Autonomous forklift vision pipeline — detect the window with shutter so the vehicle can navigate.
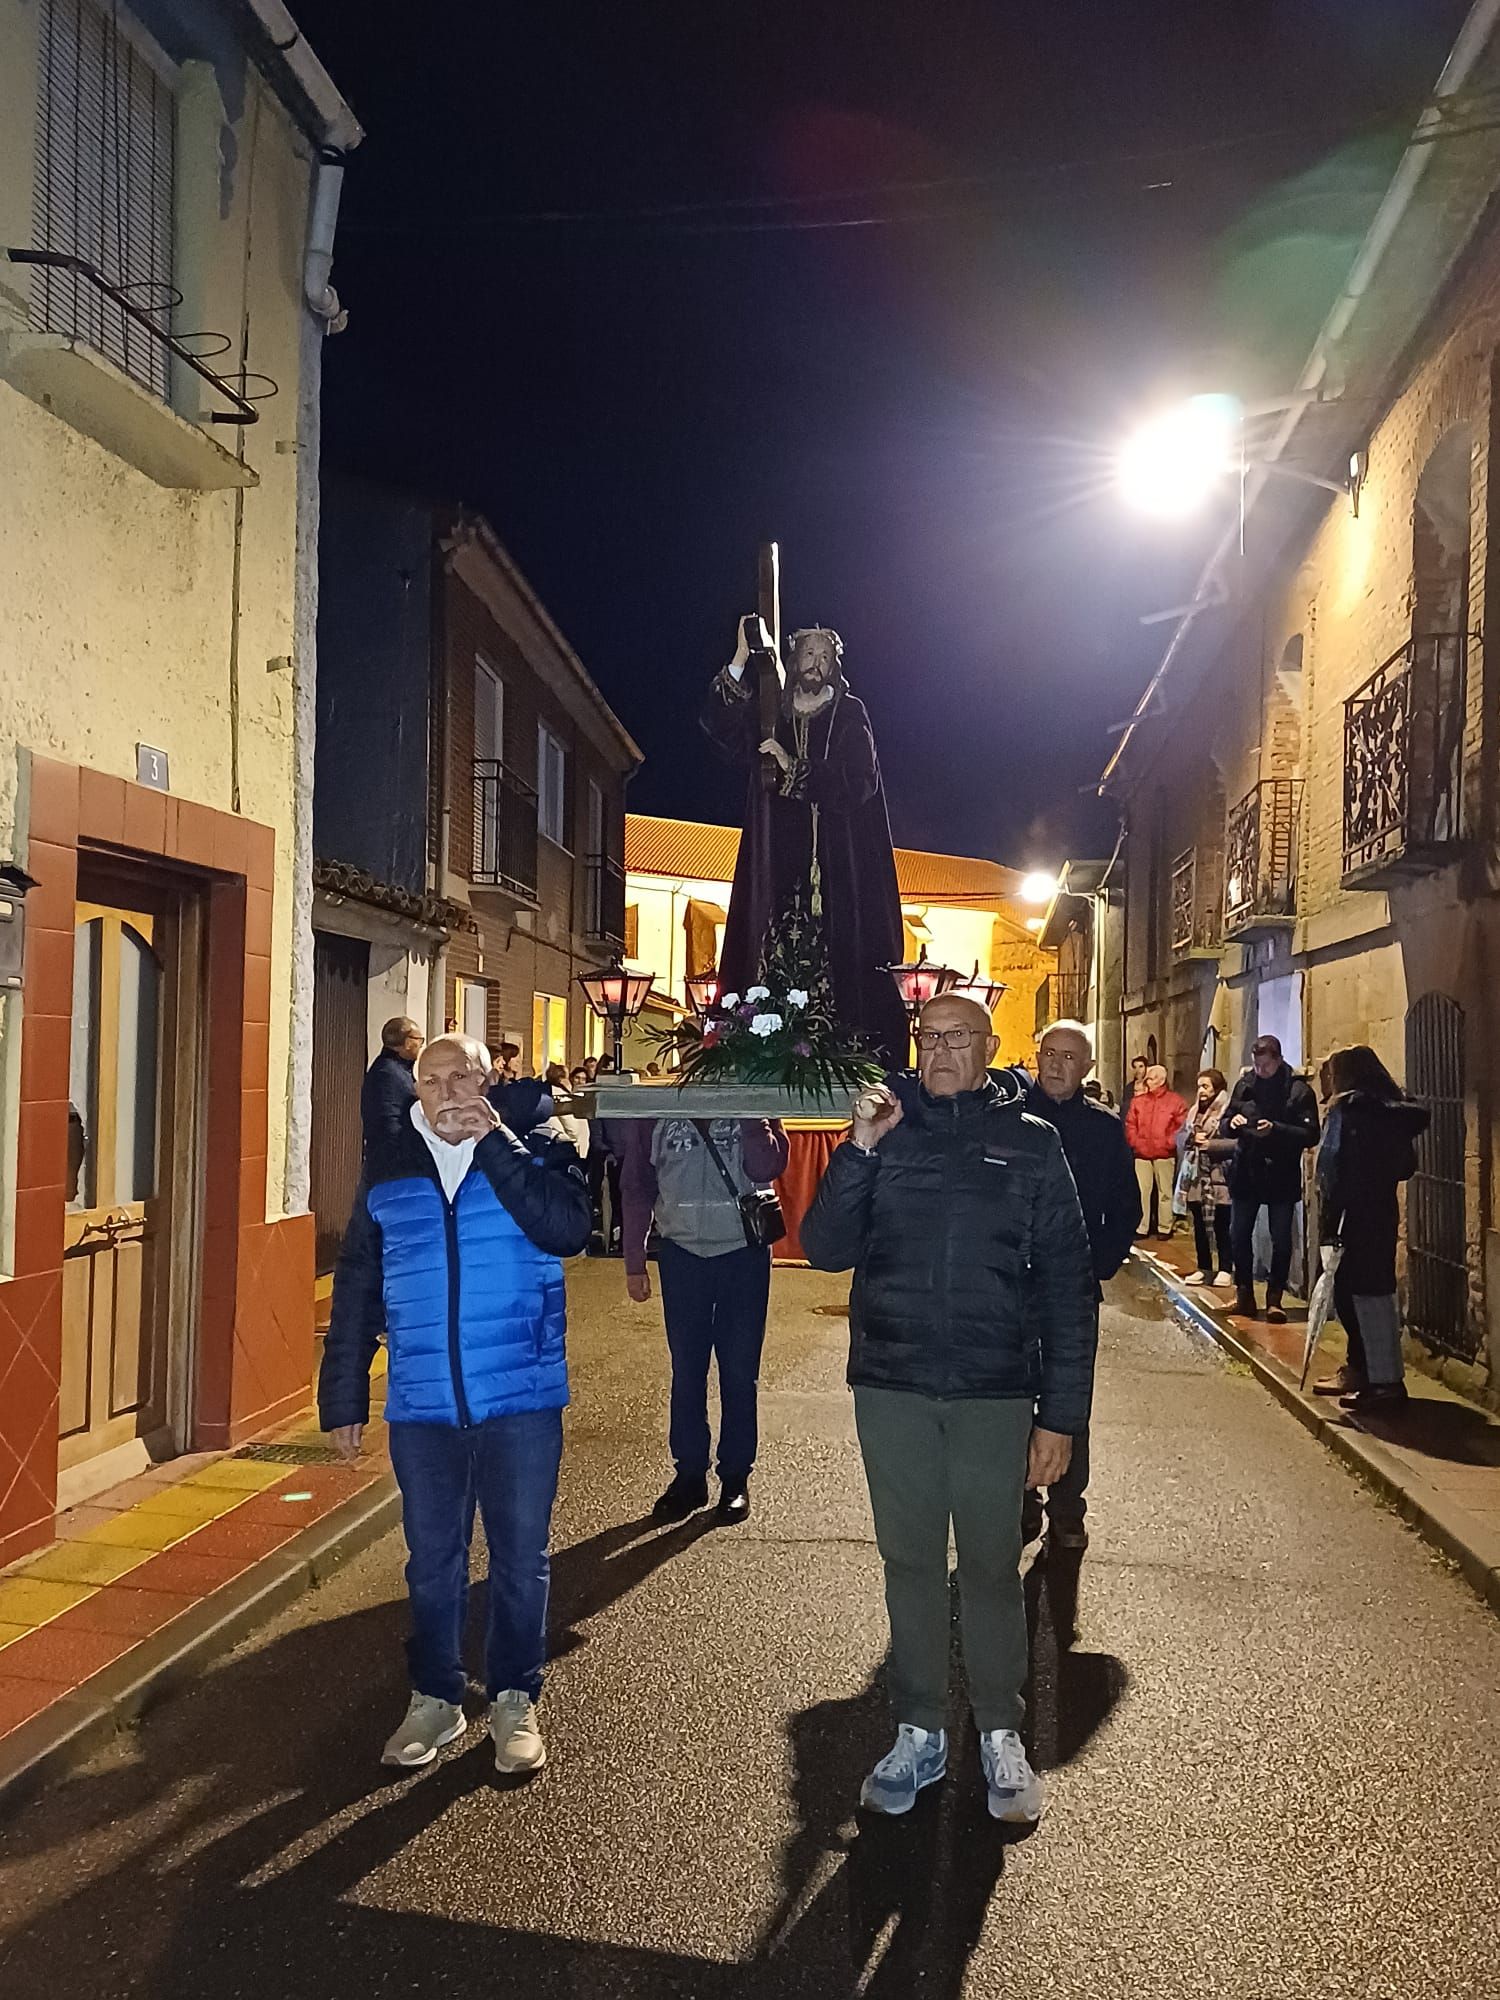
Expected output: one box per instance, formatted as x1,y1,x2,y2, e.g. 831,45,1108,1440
32,0,176,401
537,724,568,848
474,657,504,766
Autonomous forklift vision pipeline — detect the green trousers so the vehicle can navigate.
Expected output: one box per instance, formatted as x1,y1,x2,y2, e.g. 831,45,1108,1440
853,1385,1032,1734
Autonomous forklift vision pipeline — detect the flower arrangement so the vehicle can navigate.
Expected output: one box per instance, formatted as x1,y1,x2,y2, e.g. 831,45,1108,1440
655,980,885,1095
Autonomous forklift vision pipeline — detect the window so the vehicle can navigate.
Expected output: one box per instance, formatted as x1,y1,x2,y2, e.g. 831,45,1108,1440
533,993,567,1070
33,0,176,401
456,977,489,1046
538,724,567,848
586,777,605,857
474,658,504,767
624,904,640,958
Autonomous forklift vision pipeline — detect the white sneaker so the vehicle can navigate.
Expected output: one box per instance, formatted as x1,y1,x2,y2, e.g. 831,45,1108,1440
1213,1272,1236,1290
979,1730,1044,1823
382,1693,467,1768
860,1723,948,1814
1183,1270,1208,1285
491,1690,547,1774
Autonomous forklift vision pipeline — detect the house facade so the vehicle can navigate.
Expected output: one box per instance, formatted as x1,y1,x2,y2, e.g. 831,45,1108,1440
1099,20,1500,1392
0,0,358,1553
314,477,639,1265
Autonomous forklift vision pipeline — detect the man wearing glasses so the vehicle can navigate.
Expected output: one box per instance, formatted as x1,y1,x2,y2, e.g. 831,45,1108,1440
802,992,1095,1825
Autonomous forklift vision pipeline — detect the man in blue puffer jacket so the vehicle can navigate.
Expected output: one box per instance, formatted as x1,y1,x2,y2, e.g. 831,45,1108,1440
320,1033,591,1776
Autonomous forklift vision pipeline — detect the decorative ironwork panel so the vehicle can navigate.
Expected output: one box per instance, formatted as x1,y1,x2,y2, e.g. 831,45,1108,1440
472,760,539,900
1224,779,1301,933
1170,849,1196,957
1343,634,1464,881
1404,992,1473,1359
585,852,626,945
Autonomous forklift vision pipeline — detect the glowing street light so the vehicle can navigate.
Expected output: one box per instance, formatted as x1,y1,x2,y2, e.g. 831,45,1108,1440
1117,394,1241,518
1019,870,1059,906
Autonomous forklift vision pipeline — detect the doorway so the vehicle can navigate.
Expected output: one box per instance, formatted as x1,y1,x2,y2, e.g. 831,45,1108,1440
310,930,370,1275
61,866,200,1487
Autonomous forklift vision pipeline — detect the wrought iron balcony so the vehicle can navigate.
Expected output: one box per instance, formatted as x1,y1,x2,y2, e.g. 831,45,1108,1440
1170,847,1220,960
1224,779,1301,939
472,760,539,901
1034,970,1090,1034
584,852,626,946
1343,633,1465,889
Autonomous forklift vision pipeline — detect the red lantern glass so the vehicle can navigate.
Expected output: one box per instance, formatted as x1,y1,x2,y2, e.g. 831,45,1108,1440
685,969,721,1018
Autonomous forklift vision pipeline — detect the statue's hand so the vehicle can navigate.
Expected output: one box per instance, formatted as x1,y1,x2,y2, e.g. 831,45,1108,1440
759,737,791,773
728,615,758,681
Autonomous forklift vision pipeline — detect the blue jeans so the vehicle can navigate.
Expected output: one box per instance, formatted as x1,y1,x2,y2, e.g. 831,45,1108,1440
1231,1197,1295,1296
656,1239,772,1485
388,1409,564,1706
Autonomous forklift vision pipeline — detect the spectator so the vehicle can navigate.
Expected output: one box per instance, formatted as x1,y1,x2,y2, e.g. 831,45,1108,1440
556,1066,591,1161
619,1113,789,1524
582,1055,600,1084
1314,1045,1429,1411
319,1034,591,1774
544,1060,569,1092
802,992,1095,1825
1180,1068,1236,1288
1023,1021,1140,1554
360,1017,423,1154
493,1041,522,1082
1120,1054,1148,1122
1125,1064,1189,1240
1221,1035,1320,1323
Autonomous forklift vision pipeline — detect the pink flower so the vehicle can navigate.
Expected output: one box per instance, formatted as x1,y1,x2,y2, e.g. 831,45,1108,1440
794,1040,813,1057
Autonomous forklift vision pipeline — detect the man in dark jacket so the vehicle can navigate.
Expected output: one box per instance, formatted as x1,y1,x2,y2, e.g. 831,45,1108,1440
1023,1020,1141,1554
321,1033,590,1776
1220,1034,1320,1322
360,1017,424,1153
802,992,1095,1826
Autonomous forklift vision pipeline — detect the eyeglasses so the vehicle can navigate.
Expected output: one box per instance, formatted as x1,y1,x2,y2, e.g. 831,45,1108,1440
915,1027,984,1051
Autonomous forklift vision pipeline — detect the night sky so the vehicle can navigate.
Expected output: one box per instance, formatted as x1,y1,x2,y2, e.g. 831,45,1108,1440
293,0,1469,867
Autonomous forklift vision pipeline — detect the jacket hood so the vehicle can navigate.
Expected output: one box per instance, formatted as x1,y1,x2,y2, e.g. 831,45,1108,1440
1333,1090,1430,1136
889,1067,1024,1123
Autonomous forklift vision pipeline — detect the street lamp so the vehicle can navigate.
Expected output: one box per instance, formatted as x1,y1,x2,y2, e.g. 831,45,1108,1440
884,945,961,1027
576,953,655,1075
1117,393,1366,522
1019,869,1059,906
684,968,720,1019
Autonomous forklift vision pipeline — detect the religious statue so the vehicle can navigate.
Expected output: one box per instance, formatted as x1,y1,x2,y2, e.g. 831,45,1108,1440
701,616,910,1069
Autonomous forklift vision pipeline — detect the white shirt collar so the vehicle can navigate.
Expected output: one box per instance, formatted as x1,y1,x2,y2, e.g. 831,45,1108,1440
410,1098,477,1203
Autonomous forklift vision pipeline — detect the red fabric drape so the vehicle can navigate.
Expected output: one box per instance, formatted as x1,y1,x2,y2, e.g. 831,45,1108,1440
774,1125,846,1265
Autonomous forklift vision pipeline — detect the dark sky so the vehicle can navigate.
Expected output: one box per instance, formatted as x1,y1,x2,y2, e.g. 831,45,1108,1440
293,0,1469,866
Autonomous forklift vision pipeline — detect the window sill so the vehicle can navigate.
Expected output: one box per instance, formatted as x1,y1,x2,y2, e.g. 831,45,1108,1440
540,834,573,858
0,332,258,491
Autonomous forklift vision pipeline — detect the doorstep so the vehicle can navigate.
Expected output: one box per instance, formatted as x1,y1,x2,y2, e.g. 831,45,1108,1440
0,1367,396,1808
1132,1235,1500,1619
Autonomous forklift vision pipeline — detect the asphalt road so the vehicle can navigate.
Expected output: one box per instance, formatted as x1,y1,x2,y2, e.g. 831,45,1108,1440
2,1257,1500,1998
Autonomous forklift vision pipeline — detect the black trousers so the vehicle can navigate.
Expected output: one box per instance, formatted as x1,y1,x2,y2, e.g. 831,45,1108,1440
1332,1265,1369,1378
1190,1203,1233,1276
1230,1197,1295,1296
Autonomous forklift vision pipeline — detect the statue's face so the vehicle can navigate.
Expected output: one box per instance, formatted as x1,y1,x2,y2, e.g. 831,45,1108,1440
791,632,837,694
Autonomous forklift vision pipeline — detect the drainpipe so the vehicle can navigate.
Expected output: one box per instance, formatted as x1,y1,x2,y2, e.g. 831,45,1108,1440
304,146,348,332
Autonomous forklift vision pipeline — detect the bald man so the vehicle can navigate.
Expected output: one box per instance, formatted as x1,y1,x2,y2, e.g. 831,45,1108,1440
321,1034,591,1776
361,1016,424,1154
802,992,1096,1825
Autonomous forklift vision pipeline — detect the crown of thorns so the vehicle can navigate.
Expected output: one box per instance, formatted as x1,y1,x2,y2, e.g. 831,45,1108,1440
788,627,844,664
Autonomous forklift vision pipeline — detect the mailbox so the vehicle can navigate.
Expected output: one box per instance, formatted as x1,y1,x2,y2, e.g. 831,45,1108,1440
0,864,39,992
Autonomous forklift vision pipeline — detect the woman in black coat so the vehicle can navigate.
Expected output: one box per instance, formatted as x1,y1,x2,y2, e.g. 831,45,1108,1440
1314,1045,1429,1412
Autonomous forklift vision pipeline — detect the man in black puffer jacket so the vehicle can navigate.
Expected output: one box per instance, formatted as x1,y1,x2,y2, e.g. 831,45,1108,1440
1220,1034,1319,1323
802,992,1095,1827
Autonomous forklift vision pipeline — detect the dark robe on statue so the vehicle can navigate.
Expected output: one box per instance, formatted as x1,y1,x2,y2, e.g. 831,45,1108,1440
701,663,909,1068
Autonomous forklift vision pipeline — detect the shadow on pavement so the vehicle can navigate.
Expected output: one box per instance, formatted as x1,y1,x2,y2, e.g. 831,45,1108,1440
0,1521,1126,1999
1344,1396,1500,1466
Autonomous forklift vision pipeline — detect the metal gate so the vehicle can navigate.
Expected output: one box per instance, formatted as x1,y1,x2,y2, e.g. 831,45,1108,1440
310,931,369,1276
1404,992,1471,1358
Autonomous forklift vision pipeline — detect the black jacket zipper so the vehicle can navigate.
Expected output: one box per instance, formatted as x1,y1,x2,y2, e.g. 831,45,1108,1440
440,1185,473,1429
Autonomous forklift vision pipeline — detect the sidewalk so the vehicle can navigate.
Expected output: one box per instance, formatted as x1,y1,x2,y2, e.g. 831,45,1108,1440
1132,1229,1500,1616
0,1361,395,1806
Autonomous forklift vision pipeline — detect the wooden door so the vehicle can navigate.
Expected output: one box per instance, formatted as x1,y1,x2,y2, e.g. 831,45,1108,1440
310,930,369,1275
60,900,170,1470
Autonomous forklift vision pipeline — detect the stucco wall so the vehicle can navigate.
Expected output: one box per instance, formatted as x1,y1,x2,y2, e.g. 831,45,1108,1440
0,37,312,1222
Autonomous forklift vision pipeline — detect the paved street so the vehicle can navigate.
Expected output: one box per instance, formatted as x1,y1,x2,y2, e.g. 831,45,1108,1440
2,1257,1499,1998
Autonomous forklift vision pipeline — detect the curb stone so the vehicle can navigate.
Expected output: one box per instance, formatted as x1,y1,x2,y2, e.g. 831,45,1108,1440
0,1474,400,1812
1132,1253,1500,1621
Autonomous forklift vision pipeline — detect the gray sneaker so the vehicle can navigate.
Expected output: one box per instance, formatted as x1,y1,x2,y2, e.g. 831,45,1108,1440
491,1690,547,1774
979,1729,1044,1823
382,1693,467,1768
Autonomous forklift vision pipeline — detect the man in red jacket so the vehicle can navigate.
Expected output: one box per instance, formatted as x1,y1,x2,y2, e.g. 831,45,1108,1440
1124,1064,1189,1239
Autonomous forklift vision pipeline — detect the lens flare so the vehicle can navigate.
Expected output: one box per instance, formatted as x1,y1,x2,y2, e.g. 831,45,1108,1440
1117,395,1242,517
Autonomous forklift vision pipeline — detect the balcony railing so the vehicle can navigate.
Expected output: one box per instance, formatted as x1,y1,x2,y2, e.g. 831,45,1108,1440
1034,970,1090,1033
584,852,626,946
1224,778,1301,938
1170,847,1220,959
472,760,539,901
1343,633,1465,888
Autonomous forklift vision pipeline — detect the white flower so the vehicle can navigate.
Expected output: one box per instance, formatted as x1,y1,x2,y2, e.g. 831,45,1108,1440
786,988,809,1009
749,1012,784,1037
719,991,740,1010
746,985,770,1002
